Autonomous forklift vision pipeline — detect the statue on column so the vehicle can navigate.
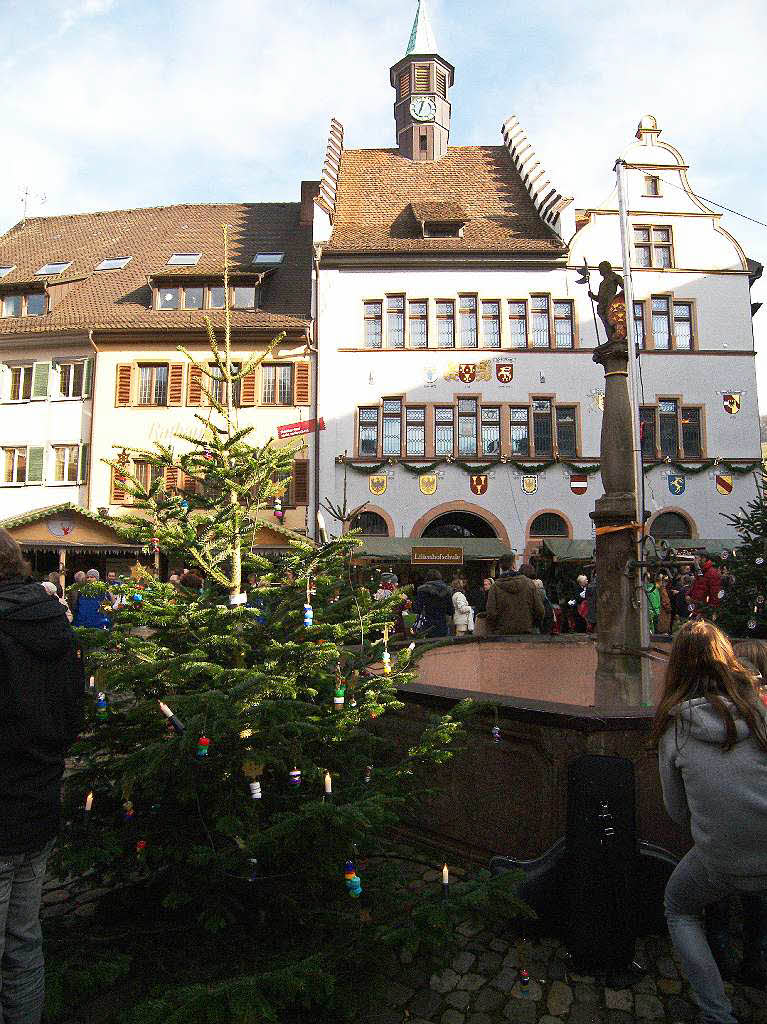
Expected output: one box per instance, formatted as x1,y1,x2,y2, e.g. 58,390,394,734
589,261,627,352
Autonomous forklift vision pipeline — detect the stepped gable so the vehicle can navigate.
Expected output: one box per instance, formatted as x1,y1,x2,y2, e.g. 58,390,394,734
324,145,567,255
0,202,312,335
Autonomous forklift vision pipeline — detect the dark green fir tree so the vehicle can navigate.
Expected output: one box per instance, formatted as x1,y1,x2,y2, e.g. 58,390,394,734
56,229,528,1024
717,477,767,638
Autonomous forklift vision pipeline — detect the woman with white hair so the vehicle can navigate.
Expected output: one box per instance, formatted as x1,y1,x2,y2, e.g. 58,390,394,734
40,581,73,623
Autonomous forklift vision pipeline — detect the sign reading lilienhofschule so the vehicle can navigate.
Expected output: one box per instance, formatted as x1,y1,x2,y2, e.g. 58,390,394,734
411,546,463,566
277,417,325,439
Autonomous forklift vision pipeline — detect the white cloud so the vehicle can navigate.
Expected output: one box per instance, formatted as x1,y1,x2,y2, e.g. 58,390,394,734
59,0,116,33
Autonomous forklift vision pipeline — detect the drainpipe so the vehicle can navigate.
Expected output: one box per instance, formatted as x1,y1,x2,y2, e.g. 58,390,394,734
312,251,321,541
85,329,98,511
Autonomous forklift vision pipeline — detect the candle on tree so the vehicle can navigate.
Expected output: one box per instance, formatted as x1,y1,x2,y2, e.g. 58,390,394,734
442,862,449,899
324,771,332,798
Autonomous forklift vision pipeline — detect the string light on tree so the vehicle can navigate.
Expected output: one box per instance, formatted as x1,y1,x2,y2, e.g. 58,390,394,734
95,692,109,722
83,790,94,825
324,771,332,801
289,767,302,787
158,700,186,735
491,725,501,743
442,863,449,900
122,800,135,821
381,625,391,675
344,860,362,898
249,781,262,800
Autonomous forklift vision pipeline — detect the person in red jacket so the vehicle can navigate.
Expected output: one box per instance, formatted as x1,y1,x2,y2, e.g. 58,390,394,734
689,559,723,613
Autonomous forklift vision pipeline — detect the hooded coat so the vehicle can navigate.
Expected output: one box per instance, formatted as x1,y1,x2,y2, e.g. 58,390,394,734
0,577,85,854
414,579,454,637
688,561,723,608
659,696,767,880
486,572,545,635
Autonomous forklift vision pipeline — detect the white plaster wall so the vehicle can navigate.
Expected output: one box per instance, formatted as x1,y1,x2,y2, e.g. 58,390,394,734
0,337,93,517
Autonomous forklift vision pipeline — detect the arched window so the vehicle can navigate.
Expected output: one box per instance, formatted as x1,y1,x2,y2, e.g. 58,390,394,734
422,511,496,539
350,511,389,536
650,511,692,540
529,513,568,537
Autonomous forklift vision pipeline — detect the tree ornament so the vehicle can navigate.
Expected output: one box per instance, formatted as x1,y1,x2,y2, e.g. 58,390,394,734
344,860,362,898
748,619,758,631
491,725,501,743
150,537,160,554
364,765,372,784
334,683,346,710
289,767,301,787
136,839,147,857
122,800,135,821
95,692,109,722
442,863,449,899
757,557,764,566
324,771,332,799
249,781,262,800
303,602,313,628
519,969,530,996
381,625,391,675
132,592,143,603
196,736,210,759
202,447,214,461
273,496,283,520
158,700,185,734
180,499,189,511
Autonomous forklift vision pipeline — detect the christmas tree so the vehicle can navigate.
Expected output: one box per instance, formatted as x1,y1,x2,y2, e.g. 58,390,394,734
716,477,767,638
56,229,528,1023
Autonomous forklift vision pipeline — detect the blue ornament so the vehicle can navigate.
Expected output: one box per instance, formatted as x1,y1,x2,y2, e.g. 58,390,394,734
303,603,313,628
180,500,189,511
132,593,143,603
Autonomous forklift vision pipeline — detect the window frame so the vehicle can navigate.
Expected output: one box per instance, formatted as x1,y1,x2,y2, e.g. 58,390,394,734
436,299,456,349
35,261,71,276
530,294,552,349
657,397,680,460
8,364,33,402
136,363,169,407
405,405,426,457
358,406,379,458
509,406,531,457
408,299,428,348
458,294,478,349
457,396,479,457
554,404,578,458
531,397,554,457
643,176,661,197
2,446,27,484
480,405,501,456
386,294,406,349
57,361,86,399
481,300,501,349
381,397,403,457
633,299,646,349
434,406,455,457
633,224,674,269
261,363,294,406
508,300,529,349
552,299,575,349
51,444,80,484
681,404,704,458
363,300,383,349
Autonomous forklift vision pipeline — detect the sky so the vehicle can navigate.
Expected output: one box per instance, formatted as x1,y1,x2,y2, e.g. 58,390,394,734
2,0,766,404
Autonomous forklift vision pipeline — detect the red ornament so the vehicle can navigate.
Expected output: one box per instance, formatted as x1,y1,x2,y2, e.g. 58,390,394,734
136,839,147,854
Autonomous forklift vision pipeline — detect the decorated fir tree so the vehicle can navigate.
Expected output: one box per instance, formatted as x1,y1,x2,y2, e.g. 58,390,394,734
716,478,767,638
56,229,528,1022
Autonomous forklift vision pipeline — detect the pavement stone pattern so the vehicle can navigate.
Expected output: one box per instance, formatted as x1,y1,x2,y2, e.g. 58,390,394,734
369,868,767,1024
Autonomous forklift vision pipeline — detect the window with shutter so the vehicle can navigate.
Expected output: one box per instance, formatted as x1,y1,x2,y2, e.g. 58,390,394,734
414,65,430,92
111,467,128,504
83,357,94,397
292,461,309,505
187,365,203,406
240,370,257,406
436,70,447,97
167,363,184,405
115,364,133,406
294,362,310,405
31,361,51,400
164,466,179,490
79,443,89,483
26,445,44,483
399,70,410,97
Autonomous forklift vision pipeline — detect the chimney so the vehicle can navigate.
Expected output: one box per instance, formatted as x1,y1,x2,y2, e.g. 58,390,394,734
300,180,320,226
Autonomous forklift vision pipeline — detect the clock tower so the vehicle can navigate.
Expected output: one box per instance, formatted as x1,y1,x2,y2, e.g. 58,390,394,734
390,0,454,162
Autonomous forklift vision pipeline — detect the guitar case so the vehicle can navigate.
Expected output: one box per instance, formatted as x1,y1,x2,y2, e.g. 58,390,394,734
490,754,679,972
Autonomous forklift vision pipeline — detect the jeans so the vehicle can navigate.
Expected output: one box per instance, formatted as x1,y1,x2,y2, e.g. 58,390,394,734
0,841,53,1024
665,846,767,1024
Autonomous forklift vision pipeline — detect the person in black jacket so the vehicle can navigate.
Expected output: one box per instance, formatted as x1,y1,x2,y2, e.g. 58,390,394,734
0,528,84,1024
413,569,454,637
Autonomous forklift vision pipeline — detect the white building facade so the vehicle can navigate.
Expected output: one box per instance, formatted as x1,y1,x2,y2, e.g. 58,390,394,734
312,5,762,562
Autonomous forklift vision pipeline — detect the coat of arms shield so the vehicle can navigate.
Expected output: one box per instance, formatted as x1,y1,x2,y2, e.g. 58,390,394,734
521,475,538,494
369,475,387,496
722,392,741,415
570,474,588,495
668,474,686,496
495,362,513,384
715,473,733,496
470,474,488,495
458,364,476,384
419,474,437,496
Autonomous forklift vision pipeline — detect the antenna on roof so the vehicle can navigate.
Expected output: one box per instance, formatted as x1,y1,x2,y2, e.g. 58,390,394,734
19,187,47,224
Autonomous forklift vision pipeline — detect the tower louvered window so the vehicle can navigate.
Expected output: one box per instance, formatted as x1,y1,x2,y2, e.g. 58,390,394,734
413,65,430,92
436,70,447,97
399,71,410,97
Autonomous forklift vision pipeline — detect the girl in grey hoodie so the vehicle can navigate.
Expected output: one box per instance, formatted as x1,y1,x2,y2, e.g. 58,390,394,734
652,620,767,1024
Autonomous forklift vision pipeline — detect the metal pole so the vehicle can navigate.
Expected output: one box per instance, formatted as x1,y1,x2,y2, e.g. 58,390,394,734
614,158,653,706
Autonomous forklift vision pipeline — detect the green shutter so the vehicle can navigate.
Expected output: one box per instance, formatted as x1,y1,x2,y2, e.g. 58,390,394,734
83,357,94,397
26,446,44,483
31,361,51,399
79,443,89,483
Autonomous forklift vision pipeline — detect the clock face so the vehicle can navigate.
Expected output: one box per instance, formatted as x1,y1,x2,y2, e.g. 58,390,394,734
409,96,436,122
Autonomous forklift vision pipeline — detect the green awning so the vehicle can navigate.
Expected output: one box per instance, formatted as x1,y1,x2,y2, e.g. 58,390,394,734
541,537,740,562
353,537,511,562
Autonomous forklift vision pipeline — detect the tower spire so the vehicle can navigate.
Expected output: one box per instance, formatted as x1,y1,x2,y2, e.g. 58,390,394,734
406,0,438,55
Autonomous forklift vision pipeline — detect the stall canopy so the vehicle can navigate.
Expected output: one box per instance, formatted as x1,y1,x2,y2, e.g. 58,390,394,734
541,537,740,562
0,503,142,555
353,536,511,563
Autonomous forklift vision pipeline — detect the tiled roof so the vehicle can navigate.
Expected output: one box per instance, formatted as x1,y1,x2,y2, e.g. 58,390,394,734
324,146,567,256
0,203,312,336
410,201,468,223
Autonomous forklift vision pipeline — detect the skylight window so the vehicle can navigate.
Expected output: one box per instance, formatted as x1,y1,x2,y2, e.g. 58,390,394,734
252,253,284,265
36,261,72,275
167,253,201,266
95,256,132,271
0,265,15,278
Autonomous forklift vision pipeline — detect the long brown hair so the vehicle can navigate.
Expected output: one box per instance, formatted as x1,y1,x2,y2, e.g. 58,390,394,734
734,640,767,682
650,620,767,753
0,528,29,580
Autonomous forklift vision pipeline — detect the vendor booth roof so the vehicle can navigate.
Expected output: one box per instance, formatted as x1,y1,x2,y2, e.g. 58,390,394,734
541,538,740,561
353,537,511,561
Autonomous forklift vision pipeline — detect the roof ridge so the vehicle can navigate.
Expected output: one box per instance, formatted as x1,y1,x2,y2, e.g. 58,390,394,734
3,201,301,232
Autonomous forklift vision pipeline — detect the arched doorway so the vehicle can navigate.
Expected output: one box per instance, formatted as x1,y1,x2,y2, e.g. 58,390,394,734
350,510,390,536
421,510,497,539
650,511,693,540
529,512,569,539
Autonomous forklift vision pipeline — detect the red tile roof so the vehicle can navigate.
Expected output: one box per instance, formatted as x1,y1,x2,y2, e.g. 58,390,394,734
0,203,312,335
324,146,567,256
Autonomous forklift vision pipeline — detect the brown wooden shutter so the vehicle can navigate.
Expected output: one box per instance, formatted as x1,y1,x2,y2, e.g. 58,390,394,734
399,70,410,97
240,370,257,406
292,460,309,506
111,468,127,504
414,65,430,92
187,365,203,406
115,364,133,406
167,363,184,406
164,466,179,490
294,361,310,406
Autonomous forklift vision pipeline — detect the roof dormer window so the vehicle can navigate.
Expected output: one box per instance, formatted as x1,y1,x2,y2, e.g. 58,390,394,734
36,261,71,276
410,202,467,239
0,266,15,278
167,253,200,266
96,256,132,271
424,221,462,238
252,253,285,266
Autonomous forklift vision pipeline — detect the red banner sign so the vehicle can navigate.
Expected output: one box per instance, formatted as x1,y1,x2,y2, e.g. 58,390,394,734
277,417,325,439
